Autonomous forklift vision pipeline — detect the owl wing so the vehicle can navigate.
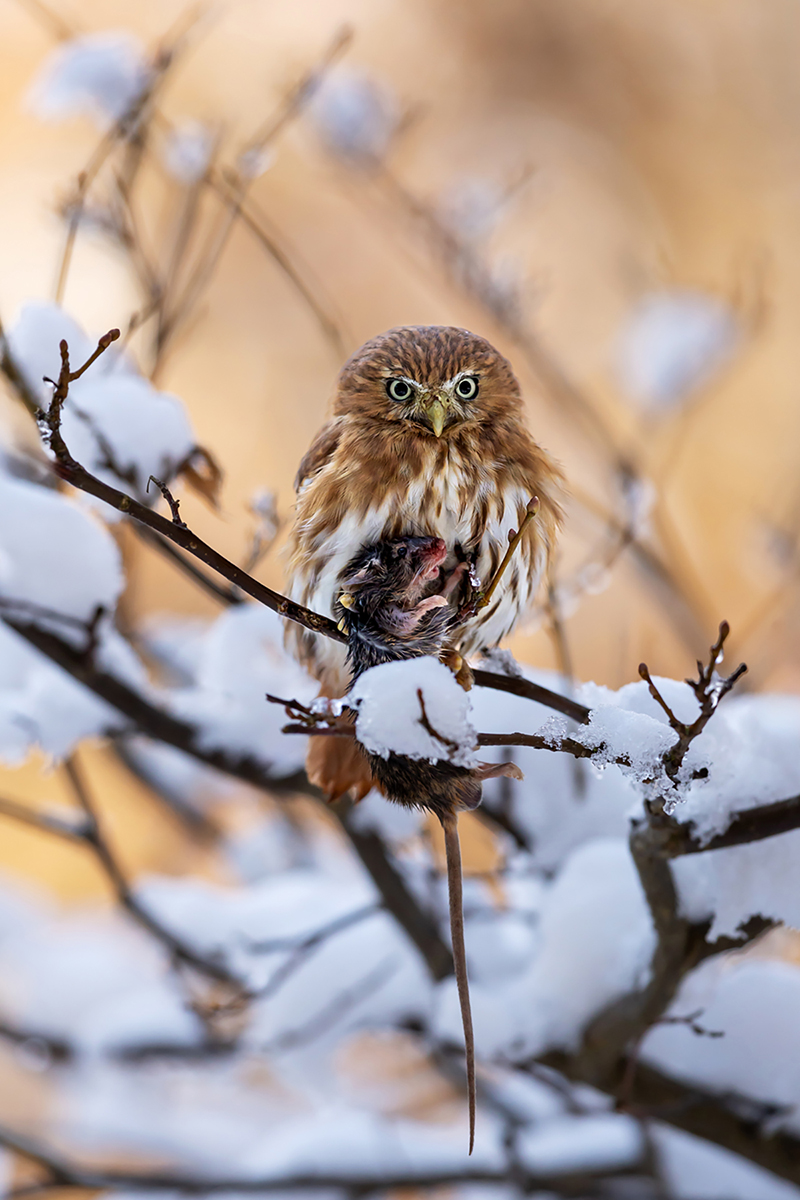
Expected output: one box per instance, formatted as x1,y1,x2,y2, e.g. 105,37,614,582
294,418,345,494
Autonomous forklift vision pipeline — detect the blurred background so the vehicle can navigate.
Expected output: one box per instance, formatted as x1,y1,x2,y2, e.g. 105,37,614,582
3,0,799,692
0,0,799,1182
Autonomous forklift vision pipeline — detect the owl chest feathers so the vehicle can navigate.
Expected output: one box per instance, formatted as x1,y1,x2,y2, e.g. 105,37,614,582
290,441,537,639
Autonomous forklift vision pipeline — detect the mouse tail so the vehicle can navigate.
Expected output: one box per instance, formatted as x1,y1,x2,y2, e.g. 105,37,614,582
441,812,476,1154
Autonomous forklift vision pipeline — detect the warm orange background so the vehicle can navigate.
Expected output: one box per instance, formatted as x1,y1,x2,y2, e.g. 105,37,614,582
0,0,799,902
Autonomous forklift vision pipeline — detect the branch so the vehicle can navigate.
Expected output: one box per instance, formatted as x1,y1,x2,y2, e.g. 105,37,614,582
681,796,800,853
275,691,609,764
63,756,245,987
476,730,622,760
249,903,381,1002
535,1053,800,1187
0,1019,73,1065
1,612,292,789
112,736,222,838
534,616,785,1173
259,958,398,1055
0,611,456,984
334,800,454,982
281,720,618,763
639,621,747,783
471,668,590,724
0,761,244,991
0,1120,644,1196
35,332,344,644
247,902,380,954
635,795,800,859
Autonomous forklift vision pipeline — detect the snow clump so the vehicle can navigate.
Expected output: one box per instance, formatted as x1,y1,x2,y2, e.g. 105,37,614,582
310,69,399,164
27,31,151,129
349,657,478,768
616,288,739,411
7,303,196,501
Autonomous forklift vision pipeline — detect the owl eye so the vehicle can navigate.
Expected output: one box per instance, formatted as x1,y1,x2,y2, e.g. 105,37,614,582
455,375,479,400
386,378,413,402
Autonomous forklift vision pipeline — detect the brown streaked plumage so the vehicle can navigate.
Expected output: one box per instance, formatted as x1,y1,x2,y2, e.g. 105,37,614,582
285,325,564,797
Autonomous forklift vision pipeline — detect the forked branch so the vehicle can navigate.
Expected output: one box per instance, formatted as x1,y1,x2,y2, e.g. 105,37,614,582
639,621,747,782
36,332,346,643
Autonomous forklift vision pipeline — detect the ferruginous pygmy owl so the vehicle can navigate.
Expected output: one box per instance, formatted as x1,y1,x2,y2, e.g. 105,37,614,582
285,325,564,797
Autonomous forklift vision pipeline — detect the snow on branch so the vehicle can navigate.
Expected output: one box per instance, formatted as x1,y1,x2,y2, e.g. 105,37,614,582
638,620,747,787
33,330,342,642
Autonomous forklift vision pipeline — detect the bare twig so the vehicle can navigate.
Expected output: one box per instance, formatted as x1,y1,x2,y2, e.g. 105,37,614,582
260,957,397,1054
474,495,539,613
155,28,353,370
147,475,187,526
250,904,381,1002
416,688,460,753
471,668,590,724
639,621,747,783
247,903,380,955
53,47,177,306
266,693,323,726
209,179,348,358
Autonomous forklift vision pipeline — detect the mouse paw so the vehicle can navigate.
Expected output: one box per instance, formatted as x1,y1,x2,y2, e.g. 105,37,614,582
475,760,524,782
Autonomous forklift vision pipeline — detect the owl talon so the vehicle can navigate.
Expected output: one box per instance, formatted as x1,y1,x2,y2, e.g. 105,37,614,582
440,647,474,691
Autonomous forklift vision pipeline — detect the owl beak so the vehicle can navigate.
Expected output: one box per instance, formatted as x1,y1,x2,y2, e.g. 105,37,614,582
423,395,448,437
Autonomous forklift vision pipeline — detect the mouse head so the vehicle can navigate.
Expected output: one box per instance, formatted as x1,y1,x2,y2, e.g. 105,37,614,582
336,536,452,667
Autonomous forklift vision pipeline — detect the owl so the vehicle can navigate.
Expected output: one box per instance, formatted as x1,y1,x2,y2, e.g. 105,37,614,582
285,325,564,797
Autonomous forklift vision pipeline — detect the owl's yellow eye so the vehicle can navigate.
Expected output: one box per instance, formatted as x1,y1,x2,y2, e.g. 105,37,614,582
455,376,479,400
387,378,413,402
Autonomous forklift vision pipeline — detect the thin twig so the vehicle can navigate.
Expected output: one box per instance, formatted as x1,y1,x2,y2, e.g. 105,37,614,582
416,688,460,753
260,957,397,1054
156,28,352,369
639,621,747,783
147,475,187,526
250,904,381,1002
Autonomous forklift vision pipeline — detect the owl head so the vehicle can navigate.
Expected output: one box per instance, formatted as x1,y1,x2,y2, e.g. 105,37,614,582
334,325,523,437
